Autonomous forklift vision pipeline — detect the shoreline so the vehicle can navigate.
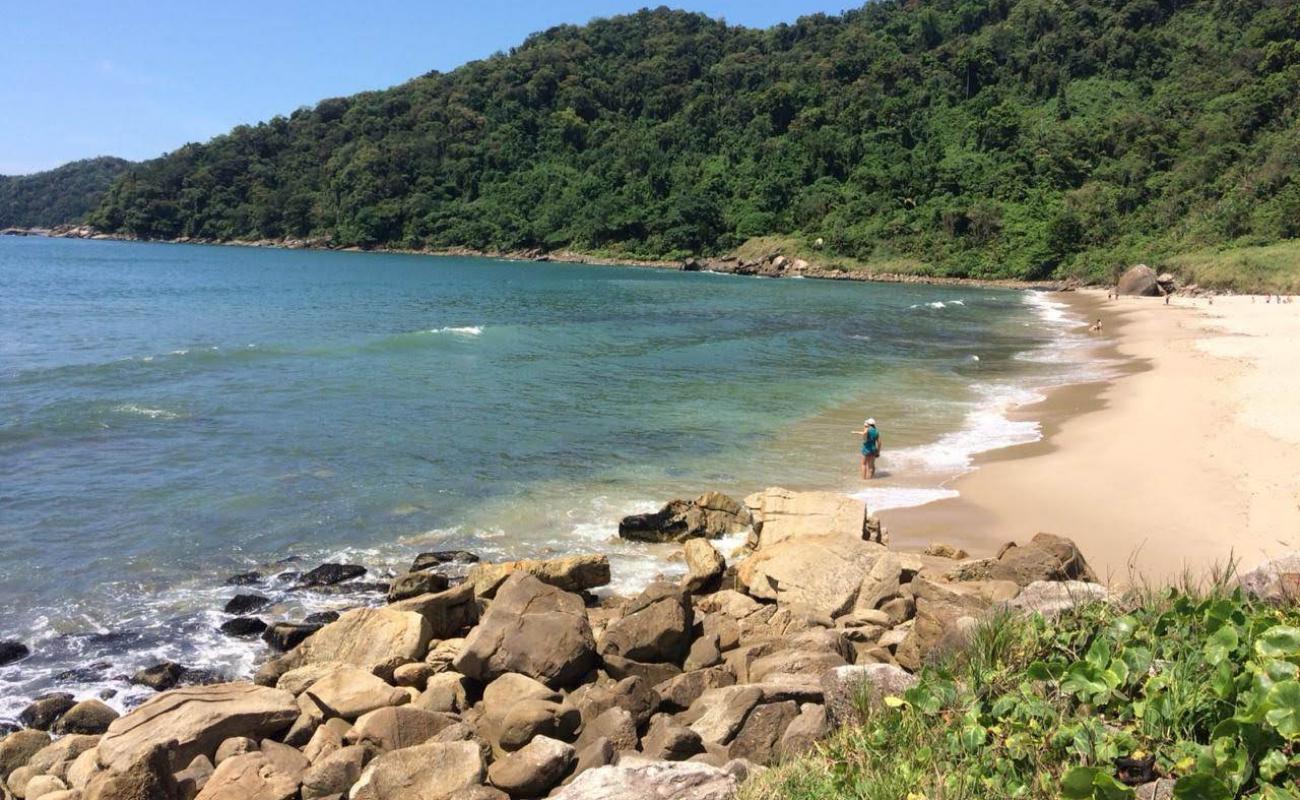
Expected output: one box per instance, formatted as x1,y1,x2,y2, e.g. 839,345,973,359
882,289,1300,586
3,226,1070,291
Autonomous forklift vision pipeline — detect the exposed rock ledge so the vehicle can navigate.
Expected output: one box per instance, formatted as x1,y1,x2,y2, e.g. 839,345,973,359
0,488,1127,800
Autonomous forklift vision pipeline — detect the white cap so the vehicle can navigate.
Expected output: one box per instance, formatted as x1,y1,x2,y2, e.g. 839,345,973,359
866,418,876,426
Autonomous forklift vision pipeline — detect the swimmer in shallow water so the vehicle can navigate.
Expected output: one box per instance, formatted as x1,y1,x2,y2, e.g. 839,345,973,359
855,418,881,479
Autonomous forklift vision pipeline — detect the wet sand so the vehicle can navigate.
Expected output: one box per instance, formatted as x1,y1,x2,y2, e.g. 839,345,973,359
884,290,1300,586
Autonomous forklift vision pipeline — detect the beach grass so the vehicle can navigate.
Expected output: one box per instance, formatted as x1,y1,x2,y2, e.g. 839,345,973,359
743,579,1300,800
1163,241,1300,294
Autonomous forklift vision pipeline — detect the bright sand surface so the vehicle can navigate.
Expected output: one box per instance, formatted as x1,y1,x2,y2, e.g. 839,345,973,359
884,289,1300,586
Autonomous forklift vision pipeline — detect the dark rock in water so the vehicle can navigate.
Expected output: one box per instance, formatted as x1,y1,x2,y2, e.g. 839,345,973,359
302,610,341,625
179,666,225,685
53,698,119,735
0,721,18,738
223,593,271,615
308,581,389,596
224,571,263,586
131,661,186,691
262,622,322,652
220,617,268,637
298,563,367,587
19,693,76,730
55,661,112,682
411,551,480,572
274,571,303,584
0,640,30,666
274,555,304,565
388,570,450,602
99,688,117,700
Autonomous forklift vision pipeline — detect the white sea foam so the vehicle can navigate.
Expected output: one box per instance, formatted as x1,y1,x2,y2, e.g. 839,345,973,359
114,404,182,420
424,326,483,336
849,485,960,511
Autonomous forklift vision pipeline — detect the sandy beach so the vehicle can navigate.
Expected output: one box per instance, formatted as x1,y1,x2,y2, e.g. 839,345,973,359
885,289,1300,586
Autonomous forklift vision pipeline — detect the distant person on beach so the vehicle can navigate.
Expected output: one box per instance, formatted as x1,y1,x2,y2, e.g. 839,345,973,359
856,418,881,479
1089,318,1103,333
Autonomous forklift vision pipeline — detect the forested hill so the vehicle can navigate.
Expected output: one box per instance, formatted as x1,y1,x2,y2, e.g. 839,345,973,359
0,157,133,229
88,0,1299,281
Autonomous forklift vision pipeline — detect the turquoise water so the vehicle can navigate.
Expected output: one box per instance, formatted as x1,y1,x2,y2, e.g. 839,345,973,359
0,236,1091,718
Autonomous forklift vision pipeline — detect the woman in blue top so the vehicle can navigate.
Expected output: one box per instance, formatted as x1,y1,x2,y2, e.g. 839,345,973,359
856,418,881,479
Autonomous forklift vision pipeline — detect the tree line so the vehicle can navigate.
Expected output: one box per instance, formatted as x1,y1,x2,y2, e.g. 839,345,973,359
87,0,1300,280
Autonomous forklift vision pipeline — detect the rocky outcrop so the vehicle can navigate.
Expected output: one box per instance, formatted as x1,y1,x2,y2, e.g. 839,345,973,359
464,554,611,597
953,532,1096,586
744,487,871,547
455,573,597,689
266,606,431,677
619,492,752,543
1117,264,1159,296
738,535,887,617
96,683,298,772
0,481,1108,800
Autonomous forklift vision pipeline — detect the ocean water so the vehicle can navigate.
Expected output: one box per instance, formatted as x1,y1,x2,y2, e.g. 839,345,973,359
0,236,1101,720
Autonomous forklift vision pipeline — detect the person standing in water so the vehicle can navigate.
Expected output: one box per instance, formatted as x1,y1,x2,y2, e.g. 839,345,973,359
856,418,881,479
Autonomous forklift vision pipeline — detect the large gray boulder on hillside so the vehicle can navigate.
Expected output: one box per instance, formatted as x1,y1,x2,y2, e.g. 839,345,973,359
455,573,597,689
1117,264,1159,296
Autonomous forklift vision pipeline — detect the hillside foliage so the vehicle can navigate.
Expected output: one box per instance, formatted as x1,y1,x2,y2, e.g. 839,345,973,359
88,0,1300,281
0,157,133,229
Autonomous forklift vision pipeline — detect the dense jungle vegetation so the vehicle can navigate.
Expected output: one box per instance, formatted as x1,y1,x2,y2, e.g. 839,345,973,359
87,0,1300,281
0,157,132,229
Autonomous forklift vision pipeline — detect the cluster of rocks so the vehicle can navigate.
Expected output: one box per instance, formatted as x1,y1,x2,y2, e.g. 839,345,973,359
681,254,811,278
0,487,1115,800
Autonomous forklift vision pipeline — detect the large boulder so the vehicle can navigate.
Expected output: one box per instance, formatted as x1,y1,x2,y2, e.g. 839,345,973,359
552,760,738,800
83,743,178,800
302,745,369,799
683,540,726,594
388,582,479,639
273,606,432,674
1,730,51,780
728,700,798,764
455,573,597,689
465,554,611,597
619,492,751,543
487,735,575,798
19,694,76,731
956,533,1096,587
745,487,869,547
96,683,298,773
599,582,693,664
346,706,459,751
52,699,119,735
1117,264,1159,296
386,571,449,602
680,686,764,746
302,665,409,719
194,751,299,800
738,535,886,618
349,741,484,800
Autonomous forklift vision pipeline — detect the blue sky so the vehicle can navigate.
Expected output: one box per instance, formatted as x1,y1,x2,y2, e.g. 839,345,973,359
1,1,851,175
